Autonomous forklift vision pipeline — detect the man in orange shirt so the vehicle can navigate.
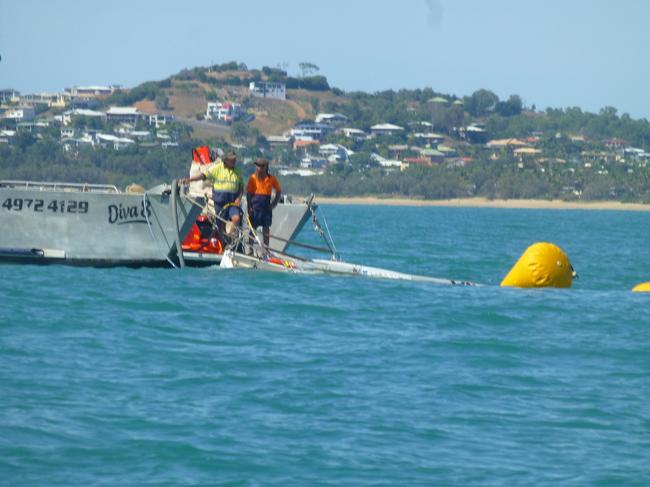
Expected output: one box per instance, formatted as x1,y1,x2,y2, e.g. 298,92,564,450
246,157,282,250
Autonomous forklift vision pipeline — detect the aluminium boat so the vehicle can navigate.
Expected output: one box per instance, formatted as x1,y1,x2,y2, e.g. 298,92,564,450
0,179,313,267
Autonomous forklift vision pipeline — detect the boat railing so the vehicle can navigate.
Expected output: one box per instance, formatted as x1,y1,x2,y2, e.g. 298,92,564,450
0,180,120,194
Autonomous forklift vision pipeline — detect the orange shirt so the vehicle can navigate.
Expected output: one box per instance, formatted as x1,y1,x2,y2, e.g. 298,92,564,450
246,173,281,196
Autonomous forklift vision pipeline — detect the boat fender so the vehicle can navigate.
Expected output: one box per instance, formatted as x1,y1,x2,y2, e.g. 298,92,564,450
501,242,574,288
632,282,650,292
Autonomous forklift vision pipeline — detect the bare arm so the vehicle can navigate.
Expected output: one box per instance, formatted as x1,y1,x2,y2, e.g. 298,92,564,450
271,190,281,209
180,173,205,185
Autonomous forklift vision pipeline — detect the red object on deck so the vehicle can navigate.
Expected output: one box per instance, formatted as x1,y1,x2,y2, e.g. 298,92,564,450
182,217,223,254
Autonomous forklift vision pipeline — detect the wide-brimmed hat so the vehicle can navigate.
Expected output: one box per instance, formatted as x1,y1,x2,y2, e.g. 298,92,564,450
254,157,269,167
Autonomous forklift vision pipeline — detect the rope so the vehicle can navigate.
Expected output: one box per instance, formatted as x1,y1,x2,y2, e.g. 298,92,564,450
143,190,177,268
170,179,185,268
309,204,338,260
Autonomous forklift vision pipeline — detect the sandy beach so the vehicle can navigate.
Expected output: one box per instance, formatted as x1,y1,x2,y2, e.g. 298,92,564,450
311,196,650,211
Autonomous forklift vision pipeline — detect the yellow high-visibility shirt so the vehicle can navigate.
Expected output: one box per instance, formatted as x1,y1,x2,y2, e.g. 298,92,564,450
204,161,243,193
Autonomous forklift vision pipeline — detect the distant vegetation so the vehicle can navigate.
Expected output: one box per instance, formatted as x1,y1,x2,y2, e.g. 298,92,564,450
4,61,650,202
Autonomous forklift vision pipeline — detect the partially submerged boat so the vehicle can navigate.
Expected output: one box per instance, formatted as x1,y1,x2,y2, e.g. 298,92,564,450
215,207,478,286
0,175,474,285
0,179,313,267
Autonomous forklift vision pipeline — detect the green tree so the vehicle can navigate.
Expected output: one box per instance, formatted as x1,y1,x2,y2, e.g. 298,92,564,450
466,89,499,117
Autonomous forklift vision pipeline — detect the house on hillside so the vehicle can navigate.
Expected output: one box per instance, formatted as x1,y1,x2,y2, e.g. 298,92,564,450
147,113,174,128
339,127,368,141
293,139,320,155
65,85,117,97
2,105,35,121
319,143,353,162
62,108,106,126
513,147,542,161
412,132,446,145
315,113,349,125
290,121,332,141
20,93,67,108
106,106,141,124
388,144,409,159
206,102,242,123
402,156,433,168
266,135,294,148
418,148,445,163
249,81,286,100
459,124,488,144
96,133,135,150
0,89,20,103
300,156,328,170
371,153,401,168
604,138,627,150
370,123,404,136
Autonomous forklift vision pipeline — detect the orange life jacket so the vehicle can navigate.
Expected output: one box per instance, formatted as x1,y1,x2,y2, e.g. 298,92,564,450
192,146,212,165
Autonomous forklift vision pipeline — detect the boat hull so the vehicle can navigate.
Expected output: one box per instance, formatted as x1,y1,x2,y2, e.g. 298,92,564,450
0,182,202,267
0,181,314,267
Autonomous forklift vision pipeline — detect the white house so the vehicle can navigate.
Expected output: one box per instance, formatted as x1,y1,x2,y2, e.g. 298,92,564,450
319,143,353,162
371,153,402,168
278,168,324,177
249,81,286,100
147,114,175,128
290,121,332,141
413,132,446,144
206,102,242,123
96,133,136,150
60,127,75,139
266,135,294,148
0,89,20,103
62,108,106,126
300,156,328,169
0,129,16,143
3,106,36,121
106,106,141,124
370,123,404,136
315,113,349,125
65,85,117,97
340,127,368,140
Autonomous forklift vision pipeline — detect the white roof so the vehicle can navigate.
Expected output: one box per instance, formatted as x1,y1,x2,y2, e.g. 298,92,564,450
371,123,404,131
320,143,341,150
315,112,348,123
371,153,402,167
65,109,105,117
278,168,324,177
413,132,446,139
76,85,114,91
341,127,366,135
96,133,135,144
106,106,139,115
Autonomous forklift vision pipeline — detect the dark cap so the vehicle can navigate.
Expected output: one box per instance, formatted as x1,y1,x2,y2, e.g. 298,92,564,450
254,157,269,167
224,151,237,162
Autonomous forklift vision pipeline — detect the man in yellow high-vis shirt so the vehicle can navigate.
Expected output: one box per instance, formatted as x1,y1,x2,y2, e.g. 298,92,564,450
182,150,243,230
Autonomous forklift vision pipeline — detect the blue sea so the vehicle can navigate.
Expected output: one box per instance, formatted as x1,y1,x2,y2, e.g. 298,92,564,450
2,205,650,486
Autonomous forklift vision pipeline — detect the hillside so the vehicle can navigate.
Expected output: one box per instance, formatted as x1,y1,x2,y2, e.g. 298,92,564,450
122,64,347,140
6,61,650,202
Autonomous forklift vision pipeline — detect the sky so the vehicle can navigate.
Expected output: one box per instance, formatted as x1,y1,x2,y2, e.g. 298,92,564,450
2,0,650,119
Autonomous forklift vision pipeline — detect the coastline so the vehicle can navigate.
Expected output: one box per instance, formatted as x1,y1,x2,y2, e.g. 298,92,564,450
311,196,650,212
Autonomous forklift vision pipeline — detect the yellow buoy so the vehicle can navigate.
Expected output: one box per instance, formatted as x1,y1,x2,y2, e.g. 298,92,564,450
632,282,650,292
501,242,574,288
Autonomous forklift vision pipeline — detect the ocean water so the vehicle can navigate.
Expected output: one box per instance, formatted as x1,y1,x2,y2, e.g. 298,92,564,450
1,205,650,486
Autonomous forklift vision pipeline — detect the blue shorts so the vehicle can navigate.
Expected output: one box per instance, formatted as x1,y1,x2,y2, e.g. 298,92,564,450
212,190,241,220
250,207,272,228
